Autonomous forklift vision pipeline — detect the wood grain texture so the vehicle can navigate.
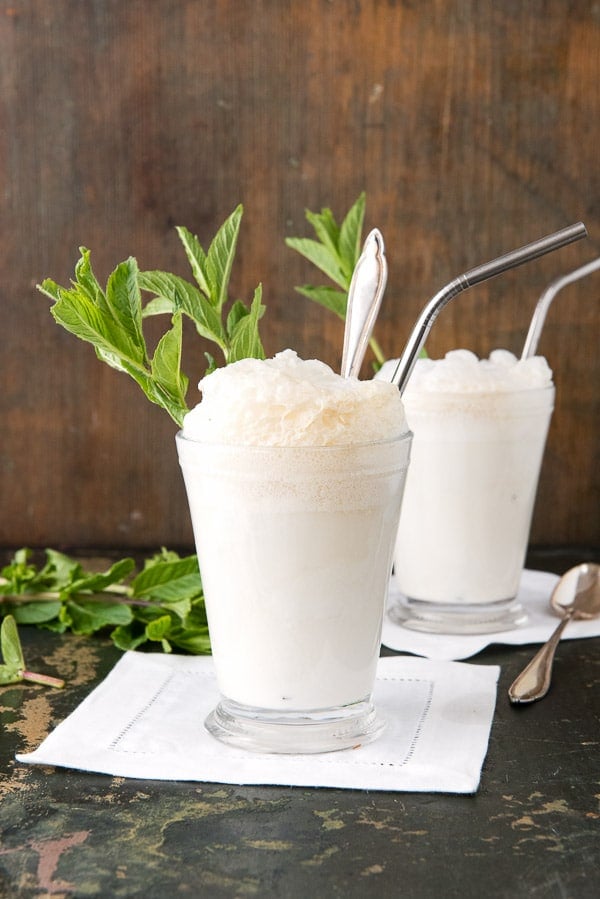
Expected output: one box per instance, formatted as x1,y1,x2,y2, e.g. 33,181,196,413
0,0,598,548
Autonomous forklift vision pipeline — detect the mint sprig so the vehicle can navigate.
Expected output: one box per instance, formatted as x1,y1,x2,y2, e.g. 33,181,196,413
0,548,210,656
285,192,385,370
0,614,65,688
37,206,266,426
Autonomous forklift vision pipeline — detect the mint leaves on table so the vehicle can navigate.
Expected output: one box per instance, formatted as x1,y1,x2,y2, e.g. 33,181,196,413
37,206,266,427
0,614,65,688
0,548,210,657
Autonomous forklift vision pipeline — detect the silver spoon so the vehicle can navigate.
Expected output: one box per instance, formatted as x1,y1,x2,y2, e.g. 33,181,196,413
341,229,387,378
508,563,600,704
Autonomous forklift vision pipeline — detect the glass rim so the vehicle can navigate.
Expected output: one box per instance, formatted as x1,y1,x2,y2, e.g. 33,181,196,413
175,428,412,453
402,383,555,401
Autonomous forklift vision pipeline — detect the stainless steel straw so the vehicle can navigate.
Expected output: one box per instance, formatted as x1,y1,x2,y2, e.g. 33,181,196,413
390,222,588,394
521,256,600,358
341,229,388,378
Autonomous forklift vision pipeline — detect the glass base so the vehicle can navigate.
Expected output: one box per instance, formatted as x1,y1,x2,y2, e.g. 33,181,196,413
389,595,528,635
205,697,386,754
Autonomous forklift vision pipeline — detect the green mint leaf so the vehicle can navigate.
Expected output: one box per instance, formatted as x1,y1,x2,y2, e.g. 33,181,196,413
175,226,211,297
294,285,347,319
10,601,62,625
228,285,266,363
105,257,147,355
64,599,134,636
151,313,189,418
205,205,243,310
284,237,346,288
338,191,366,281
0,664,22,685
140,296,174,317
1,615,25,672
110,625,149,652
74,247,109,312
46,285,145,370
138,270,226,348
145,615,172,642
204,352,217,375
68,558,136,595
226,299,250,338
305,207,341,260
131,554,201,600
0,548,37,593
39,549,84,589
167,626,211,654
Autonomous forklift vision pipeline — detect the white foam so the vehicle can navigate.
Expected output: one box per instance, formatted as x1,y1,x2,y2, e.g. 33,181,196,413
378,349,553,393
183,349,407,445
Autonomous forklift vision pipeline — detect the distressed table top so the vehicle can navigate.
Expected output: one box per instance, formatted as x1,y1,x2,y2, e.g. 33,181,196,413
1,549,599,898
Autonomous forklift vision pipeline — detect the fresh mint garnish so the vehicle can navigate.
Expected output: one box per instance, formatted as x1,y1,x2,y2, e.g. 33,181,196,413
285,192,385,369
37,206,266,426
0,614,65,688
0,549,210,656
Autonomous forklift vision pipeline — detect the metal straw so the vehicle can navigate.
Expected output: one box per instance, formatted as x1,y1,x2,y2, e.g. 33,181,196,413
521,256,600,358
341,229,388,378
390,222,588,394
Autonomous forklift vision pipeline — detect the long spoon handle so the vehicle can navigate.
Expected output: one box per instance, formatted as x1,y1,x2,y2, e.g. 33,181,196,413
508,613,572,704
341,229,387,378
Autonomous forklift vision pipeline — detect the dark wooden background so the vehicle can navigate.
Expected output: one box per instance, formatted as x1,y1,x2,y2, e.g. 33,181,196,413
1,0,598,551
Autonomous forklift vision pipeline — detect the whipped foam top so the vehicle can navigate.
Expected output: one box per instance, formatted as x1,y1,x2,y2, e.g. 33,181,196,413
182,349,407,446
377,349,553,394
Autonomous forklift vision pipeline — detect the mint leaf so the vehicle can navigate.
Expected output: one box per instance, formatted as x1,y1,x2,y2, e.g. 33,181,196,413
175,225,211,297
150,313,189,419
286,192,388,369
11,601,62,625
228,286,266,363
294,285,347,319
305,208,340,260
45,285,144,368
105,257,147,352
0,615,64,687
74,247,108,311
131,554,202,601
40,206,268,422
62,599,134,636
284,237,346,288
39,548,83,587
338,191,366,281
1,549,212,657
138,270,226,348
1,614,24,671
68,558,135,595
205,204,243,310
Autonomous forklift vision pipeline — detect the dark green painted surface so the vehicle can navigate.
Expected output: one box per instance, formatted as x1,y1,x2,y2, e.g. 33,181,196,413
1,549,599,898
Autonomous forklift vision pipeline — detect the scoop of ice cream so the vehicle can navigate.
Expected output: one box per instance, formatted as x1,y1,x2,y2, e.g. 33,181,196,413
377,349,553,393
182,349,407,445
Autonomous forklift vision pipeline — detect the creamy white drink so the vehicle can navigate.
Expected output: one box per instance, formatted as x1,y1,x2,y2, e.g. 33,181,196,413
177,350,411,752
379,350,554,634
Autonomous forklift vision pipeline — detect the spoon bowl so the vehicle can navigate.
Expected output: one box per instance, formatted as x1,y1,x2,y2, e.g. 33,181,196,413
508,562,600,704
550,562,600,618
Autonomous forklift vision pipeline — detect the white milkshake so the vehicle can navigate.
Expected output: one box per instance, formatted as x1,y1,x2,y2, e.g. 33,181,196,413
379,350,554,634
177,350,411,752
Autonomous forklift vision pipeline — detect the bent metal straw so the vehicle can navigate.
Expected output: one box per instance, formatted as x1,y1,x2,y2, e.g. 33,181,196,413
521,256,600,358
390,222,588,395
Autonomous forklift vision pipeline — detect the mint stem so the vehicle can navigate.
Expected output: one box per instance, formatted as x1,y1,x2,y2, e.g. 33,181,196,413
22,670,65,689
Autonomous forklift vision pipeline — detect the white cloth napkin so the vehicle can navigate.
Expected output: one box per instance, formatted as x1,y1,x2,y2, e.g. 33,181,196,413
382,568,600,661
16,653,499,794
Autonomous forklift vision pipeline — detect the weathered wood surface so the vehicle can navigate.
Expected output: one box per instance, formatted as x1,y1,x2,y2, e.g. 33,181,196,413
1,550,599,898
1,1,598,549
